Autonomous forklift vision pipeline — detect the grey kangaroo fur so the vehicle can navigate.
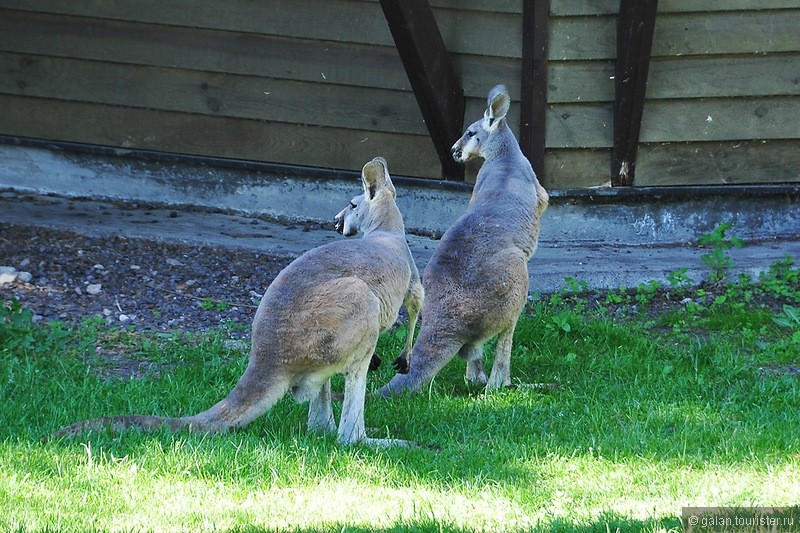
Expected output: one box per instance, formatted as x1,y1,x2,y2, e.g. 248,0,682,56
51,157,423,447
378,84,548,395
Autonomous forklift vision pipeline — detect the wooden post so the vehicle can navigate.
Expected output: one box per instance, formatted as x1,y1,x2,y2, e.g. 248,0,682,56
379,0,465,180
612,0,658,186
519,0,550,183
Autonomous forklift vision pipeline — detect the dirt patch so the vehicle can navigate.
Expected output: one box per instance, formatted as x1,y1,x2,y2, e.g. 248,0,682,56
0,223,292,335
758,364,800,378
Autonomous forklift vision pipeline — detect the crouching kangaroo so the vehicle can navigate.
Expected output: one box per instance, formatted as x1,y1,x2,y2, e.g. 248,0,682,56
51,157,423,447
378,85,548,396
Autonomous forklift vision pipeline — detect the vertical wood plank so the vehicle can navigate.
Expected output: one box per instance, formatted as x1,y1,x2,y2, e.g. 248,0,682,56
519,0,550,182
612,0,658,186
379,0,465,180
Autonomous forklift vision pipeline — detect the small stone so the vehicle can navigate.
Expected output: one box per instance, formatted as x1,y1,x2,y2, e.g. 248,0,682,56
19,258,30,268
93,264,105,270
86,283,102,295
17,271,33,283
74,287,83,295
0,272,16,285
119,314,131,323
166,258,183,267
0,266,16,275
130,264,141,271
102,308,113,317
223,339,249,351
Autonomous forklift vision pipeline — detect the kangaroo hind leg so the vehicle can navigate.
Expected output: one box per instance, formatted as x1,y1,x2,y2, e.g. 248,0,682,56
459,343,487,385
307,378,336,435
338,329,414,448
486,320,518,391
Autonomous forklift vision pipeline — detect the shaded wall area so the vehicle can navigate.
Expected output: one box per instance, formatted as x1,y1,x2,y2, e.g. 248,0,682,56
0,0,798,188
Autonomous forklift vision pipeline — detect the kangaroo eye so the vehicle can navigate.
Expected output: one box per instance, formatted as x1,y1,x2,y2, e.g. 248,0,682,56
467,130,476,138
350,202,357,209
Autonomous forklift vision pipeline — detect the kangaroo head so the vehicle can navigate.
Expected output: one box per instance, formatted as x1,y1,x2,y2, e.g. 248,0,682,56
451,84,511,163
334,157,397,236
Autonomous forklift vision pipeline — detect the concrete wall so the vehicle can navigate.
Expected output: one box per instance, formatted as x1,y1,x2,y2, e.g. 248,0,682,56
2,143,799,248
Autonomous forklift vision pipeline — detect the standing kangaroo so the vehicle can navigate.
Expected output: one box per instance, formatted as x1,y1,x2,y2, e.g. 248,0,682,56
51,157,423,447
378,85,548,395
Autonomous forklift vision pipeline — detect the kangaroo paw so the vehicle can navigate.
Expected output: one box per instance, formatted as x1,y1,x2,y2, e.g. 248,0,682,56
368,353,382,371
392,355,409,374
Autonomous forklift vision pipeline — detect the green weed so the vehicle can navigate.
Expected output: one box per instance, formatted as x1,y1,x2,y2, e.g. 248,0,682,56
698,222,744,283
200,297,231,312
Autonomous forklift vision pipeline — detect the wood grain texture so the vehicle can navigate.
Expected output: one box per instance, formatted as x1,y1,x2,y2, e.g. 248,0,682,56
612,0,658,186
640,97,800,143
0,10,410,90
0,94,441,178
5,10,795,103
379,0,465,180
545,148,611,188
520,0,550,178
1,2,798,187
0,1,520,57
11,2,797,60
374,0,800,15
652,10,800,57
636,140,800,186
551,0,800,16
0,53,427,135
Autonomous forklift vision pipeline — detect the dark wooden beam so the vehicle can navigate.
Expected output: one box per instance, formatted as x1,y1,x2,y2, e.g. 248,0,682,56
519,0,550,183
379,0,465,180
612,0,658,186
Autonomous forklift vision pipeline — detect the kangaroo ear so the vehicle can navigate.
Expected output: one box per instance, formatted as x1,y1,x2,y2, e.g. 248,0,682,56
485,84,510,126
361,157,395,200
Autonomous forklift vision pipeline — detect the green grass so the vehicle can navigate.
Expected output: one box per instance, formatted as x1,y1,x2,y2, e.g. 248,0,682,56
2,261,799,532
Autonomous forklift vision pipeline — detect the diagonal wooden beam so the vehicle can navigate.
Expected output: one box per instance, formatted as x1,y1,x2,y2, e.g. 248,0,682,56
379,0,465,180
612,0,659,186
519,0,550,184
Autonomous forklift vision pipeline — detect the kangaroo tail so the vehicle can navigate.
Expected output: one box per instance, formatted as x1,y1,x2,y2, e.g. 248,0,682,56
47,362,292,440
49,414,192,440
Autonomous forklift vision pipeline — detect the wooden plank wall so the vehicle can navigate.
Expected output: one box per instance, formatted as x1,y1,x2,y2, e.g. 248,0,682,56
0,0,798,188
0,0,442,179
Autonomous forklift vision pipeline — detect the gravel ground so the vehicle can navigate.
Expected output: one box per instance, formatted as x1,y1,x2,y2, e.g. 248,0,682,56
0,223,293,336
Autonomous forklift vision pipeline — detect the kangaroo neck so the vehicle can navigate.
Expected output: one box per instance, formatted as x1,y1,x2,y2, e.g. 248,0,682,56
363,202,405,239
483,123,522,160
475,131,535,190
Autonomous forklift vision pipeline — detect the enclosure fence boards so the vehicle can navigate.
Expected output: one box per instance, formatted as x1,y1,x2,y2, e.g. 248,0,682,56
379,0,465,180
0,0,797,188
519,0,550,179
612,0,658,187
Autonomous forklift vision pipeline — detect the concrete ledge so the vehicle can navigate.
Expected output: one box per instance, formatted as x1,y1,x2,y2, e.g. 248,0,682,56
1,142,799,247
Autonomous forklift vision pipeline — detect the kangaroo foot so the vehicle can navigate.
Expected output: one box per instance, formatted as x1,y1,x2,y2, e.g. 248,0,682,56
508,382,560,391
368,353,382,371
392,355,409,374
